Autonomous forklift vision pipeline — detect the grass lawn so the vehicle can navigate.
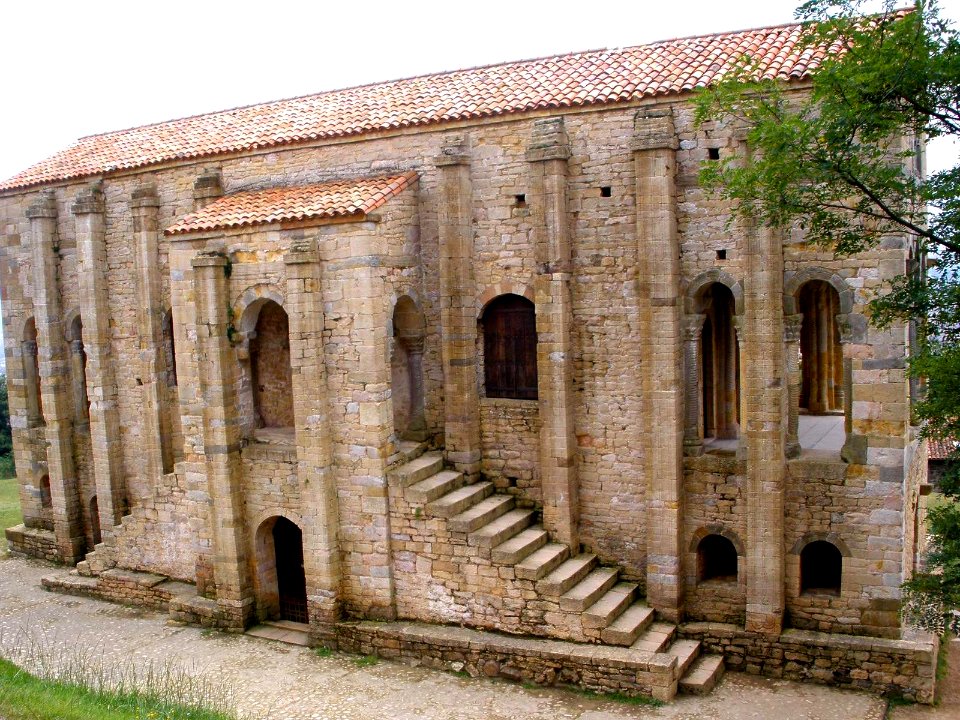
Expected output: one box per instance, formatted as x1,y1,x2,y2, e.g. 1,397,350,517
0,468,21,538
0,658,234,720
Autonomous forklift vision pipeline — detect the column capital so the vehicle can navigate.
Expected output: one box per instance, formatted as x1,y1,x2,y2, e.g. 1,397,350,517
683,313,706,341
26,191,57,219
631,107,678,152
21,340,38,357
71,184,105,215
70,339,84,355
192,252,229,269
435,135,470,166
193,169,223,204
784,313,803,343
526,117,571,162
129,184,160,210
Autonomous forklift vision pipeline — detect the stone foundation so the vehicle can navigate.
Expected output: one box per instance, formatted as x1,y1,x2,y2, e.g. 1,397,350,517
679,621,938,703
335,620,678,702
5,524,58,562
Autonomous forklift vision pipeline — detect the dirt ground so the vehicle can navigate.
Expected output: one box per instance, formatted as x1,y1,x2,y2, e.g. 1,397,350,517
889,635,960,720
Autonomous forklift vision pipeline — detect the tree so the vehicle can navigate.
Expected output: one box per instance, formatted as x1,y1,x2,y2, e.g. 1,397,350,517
695,0,960,632
0,374,10,460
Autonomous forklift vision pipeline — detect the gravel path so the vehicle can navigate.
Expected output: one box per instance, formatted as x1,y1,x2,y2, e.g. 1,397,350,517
0,553,888,719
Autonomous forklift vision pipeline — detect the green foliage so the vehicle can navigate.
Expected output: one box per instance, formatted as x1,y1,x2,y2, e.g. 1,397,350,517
0,374,11,461
352,654,379,668
313,646,333,658
696,0,960,632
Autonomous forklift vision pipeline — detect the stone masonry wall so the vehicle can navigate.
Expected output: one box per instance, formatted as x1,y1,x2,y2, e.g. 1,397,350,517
479,398,541,506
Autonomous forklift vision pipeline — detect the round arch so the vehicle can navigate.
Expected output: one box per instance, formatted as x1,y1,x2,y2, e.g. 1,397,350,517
783,267,854,315
233,284,286,335
789,531,851,557
689,524,745,556
685,269,744,316
477,281,535,318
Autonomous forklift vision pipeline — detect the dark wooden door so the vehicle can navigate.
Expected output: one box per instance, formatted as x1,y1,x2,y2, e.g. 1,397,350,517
273,518,308,623
484,295,538,400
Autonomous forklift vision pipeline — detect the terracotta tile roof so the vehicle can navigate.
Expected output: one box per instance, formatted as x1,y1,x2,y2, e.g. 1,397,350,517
928,438,959,461
165,172,417,235
1,20,841,192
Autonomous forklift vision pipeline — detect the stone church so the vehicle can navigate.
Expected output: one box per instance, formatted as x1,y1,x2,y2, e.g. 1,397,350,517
0,17,937,702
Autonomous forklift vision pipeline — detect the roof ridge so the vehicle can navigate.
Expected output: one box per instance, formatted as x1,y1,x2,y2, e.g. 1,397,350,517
76,19,811,143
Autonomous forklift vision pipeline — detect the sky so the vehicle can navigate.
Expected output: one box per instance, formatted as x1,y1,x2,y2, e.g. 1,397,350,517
0,0,957,369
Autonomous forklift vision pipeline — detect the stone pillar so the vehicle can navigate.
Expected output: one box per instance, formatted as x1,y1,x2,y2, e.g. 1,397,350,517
130,186,172,480
435,137,481,478
682,315,706,457
527,117,580,549
28,191,85,563
633,108,684,622
73,185,127,529
743,218,787,635
192,252,254,629
193,169,223,211
784,314,803,458
69,339,89,426
334,231,396,619
285,239,342,637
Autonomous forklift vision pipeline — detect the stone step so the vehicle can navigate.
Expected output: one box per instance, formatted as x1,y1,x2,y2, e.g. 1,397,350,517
537,553,598,596
449,495,515,533
395,452,444,488
631,621,676,653
559,566,619,612
679,654,725,695
469,509,535,548
600,602,655,646
582,582,638,629
406,470,463,504
491,527,549,565
515,543,570,581
668,639,701,679
427,482,494,518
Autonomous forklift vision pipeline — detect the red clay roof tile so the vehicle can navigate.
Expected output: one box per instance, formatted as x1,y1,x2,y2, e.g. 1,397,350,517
164,172,417,235
0,20,845,192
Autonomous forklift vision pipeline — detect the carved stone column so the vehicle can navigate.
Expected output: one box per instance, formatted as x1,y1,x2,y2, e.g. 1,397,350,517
743,218,787,636
784,313,803,458
130,186,173,480
683,315,706,457
399,334,427,439
436,137,481,478
633,108,684,622
193,252,254,629
285,240,342,638
69,339,89,426
527,117,580,549
73,185,127,530
28,191,85,563
21,340,42,427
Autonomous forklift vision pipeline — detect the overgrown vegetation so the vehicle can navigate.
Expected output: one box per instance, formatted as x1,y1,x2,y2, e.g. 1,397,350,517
696,0,960,634
0,630,238,720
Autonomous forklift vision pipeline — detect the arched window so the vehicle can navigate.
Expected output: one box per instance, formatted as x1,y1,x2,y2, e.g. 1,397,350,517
161,309,178,387
800,540,842,594
391,296,426,440
700,284,739,441
67,315,90,424
21,317,43,426
481,294,538,400
249,300,294,428
39,474,52,509
798,281,843,414
697,534,738,582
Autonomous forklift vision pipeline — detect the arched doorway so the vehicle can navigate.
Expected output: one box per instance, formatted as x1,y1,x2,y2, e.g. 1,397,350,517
256,516,308,624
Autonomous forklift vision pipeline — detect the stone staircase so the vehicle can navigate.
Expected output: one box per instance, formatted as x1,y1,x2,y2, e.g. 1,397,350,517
394,450,725,697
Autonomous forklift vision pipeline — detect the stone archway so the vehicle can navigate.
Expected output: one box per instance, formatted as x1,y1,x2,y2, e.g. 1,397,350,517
255,516,308,624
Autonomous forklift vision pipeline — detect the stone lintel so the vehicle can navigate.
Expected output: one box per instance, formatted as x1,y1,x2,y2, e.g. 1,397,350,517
71,184,105,215
435,152,470,167
631,107,678,152
25,191,57,219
